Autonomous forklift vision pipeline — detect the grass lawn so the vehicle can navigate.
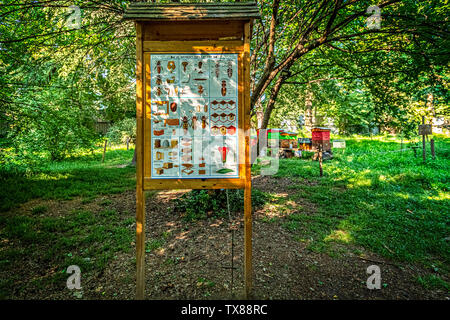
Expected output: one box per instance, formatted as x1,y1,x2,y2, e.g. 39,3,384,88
0,147,136,212
0,135,449,298
254,134,449,286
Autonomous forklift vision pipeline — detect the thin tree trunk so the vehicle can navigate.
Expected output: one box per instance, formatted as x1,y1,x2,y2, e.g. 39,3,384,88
260,73,288,129
255,100,264,157
319,144,323,177
422,116,426,163
304,88,313,131
131,148,137,166
102,139,107,163
430,139,435,160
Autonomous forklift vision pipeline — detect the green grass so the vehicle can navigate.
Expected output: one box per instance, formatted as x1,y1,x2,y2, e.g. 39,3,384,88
254,134,450,274
31,205,48,215
417,274,450,291
0,147,136,212
0,207,133,298
145,237,166,253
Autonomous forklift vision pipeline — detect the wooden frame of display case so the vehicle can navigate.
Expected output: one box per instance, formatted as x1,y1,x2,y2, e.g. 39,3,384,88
124,2,259,300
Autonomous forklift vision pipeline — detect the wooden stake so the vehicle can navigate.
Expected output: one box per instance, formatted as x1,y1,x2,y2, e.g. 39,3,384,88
136,188,145,300
422,116,426,163
102,139,107,163
430,139,435,160
244,184,252,298
319,144,323,177
400,131,403,152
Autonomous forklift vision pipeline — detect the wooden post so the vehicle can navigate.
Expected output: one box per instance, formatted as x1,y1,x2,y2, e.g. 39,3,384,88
319,144,323,177
135,22,146,300
244,174,252,298
102,139,107,163
400,131,403,152
430,139,435,160
243,22,252,299
422,116,426,163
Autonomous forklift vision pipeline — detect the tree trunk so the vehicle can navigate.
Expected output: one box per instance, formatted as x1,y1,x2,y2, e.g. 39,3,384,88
102,139,107,163
131,148,137,166
255,100,264,158
260,74,287,129
427,92,434,117
304,88,314,131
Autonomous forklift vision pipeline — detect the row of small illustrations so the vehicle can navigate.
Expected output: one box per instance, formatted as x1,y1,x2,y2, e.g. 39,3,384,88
152,100,235,114
153,124,236,136
154,59,234,79
211,99,236,110
154,81,230,97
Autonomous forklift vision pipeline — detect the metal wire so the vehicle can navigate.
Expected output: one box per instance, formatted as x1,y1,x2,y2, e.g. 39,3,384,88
225,189,234,297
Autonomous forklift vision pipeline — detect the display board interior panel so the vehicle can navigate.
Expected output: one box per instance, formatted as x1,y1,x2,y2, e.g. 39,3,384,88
148,53,240,179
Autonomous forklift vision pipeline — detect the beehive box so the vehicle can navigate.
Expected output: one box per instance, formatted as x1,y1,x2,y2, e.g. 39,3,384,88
298,138,312,151
312,140,331,151
311,127,331,152
312,127,331,141
280,139,298,149
333,140,346,148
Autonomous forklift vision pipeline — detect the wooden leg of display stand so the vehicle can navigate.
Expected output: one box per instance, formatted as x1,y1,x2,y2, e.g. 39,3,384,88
135,22,146,300
136,187,145,300
244,185,252,298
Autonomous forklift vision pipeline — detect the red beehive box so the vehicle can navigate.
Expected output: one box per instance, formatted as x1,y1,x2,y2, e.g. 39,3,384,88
311,127,330,141
311,127,331,152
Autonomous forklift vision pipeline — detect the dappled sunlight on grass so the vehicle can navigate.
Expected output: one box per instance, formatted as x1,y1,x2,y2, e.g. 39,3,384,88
348,177,372,188
427,190,450,201
259,196,303,219
32,172,70,181
393,192,411,200
273,192,289,198
324,229,354,244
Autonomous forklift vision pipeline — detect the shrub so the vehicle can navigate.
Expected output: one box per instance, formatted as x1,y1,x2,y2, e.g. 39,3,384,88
174,189,269,221
106,118,136,145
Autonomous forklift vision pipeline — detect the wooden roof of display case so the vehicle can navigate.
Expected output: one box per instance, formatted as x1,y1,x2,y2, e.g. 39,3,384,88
123,1,261,21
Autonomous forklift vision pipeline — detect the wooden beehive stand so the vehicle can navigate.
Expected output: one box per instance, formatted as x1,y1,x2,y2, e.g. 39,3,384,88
123,1,260,300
